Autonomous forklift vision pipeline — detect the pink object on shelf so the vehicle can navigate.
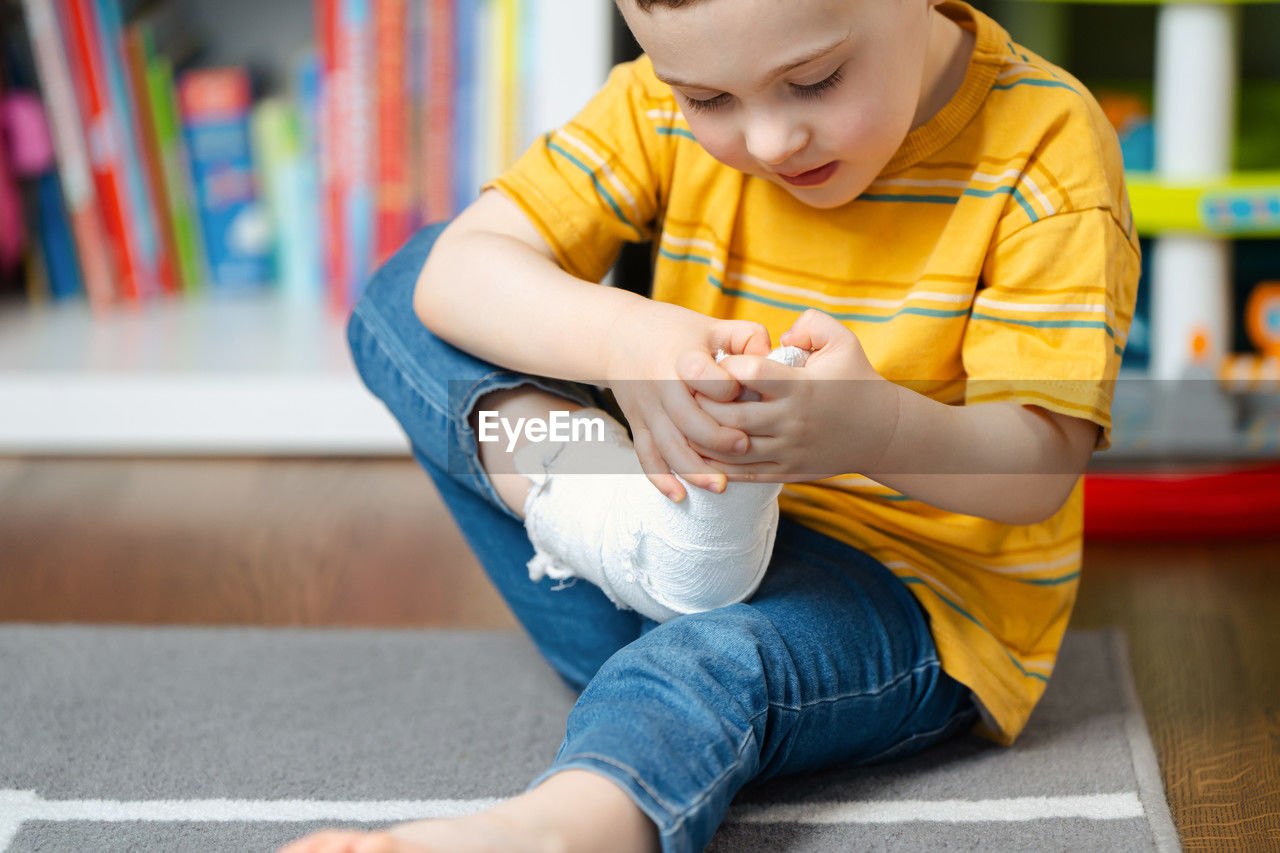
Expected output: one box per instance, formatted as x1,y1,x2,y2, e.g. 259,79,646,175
1,90,56,177
0,90,29,269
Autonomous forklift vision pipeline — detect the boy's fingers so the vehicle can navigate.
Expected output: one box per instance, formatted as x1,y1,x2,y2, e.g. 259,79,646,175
780,308,843,352
664,383,750,457
717,355,794,400
676,350,740,403
630,427,687,501
695,395,771,435
716,321,773,358
648,415,729,495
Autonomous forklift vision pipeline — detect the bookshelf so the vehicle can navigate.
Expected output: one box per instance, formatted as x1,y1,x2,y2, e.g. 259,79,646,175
0,290,408,454
0,0,617,456
3,1,1277,460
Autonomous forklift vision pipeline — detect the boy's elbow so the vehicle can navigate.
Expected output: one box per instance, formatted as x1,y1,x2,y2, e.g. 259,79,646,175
1001,474,1081,525
1000,505,1055,527
412,270,435,328
413,235,454,331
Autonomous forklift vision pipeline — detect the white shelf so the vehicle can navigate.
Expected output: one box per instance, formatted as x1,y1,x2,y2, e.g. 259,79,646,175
0,291,410,455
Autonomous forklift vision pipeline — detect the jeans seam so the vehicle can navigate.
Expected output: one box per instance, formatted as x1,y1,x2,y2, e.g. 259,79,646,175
665,713,763,841
455,371,505,422
766,658,940,715
860,699,977,765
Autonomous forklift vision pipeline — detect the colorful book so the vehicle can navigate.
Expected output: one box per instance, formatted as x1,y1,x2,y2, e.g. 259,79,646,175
252,98,320,302
495,0,518,173
144,42,208,294
92,0,168,299
61,0,145,301
421,0,455,225
374,0,412,265
20,0,114,308
335,0,375,311
35,171,85,300
295,51,324,301
179,68,272,290
123,22,182,297
10,91,85,301
316,0,344,307
476,0,496,189
452,0,477,217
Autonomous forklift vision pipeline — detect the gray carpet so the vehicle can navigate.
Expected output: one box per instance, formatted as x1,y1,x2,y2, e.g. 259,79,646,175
0,625,1179,852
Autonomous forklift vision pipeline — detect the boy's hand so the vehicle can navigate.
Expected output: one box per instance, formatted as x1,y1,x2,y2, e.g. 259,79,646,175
603,299,773,502
691,309,900,481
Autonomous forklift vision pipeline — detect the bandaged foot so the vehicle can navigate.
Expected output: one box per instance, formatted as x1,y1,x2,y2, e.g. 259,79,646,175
513,345,809,623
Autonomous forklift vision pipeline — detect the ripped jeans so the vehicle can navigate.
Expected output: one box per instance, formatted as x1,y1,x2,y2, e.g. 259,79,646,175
346,221,978,853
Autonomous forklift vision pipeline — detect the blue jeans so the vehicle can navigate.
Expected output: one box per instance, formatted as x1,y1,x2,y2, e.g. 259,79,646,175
347,222,979,853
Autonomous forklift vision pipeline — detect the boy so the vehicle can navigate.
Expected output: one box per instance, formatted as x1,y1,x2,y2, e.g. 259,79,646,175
281,0,1139,850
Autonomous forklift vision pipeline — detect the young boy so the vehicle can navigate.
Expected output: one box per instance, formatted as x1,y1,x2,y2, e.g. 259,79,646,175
281,0,1139,850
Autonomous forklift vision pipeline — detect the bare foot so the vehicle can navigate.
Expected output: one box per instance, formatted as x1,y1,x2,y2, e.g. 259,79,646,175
276,809,560,853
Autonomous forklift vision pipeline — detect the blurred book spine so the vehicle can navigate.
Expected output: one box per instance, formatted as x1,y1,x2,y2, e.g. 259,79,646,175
92,0,168,298
19,0,114,309
62,0,147,301
374,0,412,267
252,98,320,302
333,0,374,312
144,38,208,294
179,68,272,290
421,0,454,225
124,21,182,296
12,0,615,314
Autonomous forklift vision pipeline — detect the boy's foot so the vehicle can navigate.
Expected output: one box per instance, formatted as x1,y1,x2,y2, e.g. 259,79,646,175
514,407,780,622
515,345,809,623
277,809,559,853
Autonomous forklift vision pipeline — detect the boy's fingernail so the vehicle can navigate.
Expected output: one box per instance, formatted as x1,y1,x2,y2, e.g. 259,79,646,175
734,438,749,453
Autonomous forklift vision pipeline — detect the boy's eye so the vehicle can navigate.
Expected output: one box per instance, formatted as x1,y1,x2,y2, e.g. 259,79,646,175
680,66,845,115
792,66,844,100
683,92,731,114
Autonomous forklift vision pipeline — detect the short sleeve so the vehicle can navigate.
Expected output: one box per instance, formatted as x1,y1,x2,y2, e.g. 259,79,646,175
964,208,1141,451
483,57,678,285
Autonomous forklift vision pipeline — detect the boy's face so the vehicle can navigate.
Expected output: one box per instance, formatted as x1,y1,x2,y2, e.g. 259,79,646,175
619,0,943,209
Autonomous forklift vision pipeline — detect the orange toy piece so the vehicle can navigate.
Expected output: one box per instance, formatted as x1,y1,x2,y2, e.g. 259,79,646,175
1245,281,1280,357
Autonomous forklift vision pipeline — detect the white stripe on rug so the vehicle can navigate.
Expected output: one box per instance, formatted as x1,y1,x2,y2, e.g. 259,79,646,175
1,789,1145,845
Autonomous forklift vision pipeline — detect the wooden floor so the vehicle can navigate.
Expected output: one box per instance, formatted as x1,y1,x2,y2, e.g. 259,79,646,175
2,456,1277,850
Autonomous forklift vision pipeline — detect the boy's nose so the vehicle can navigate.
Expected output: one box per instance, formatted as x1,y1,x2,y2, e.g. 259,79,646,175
743,116,808,168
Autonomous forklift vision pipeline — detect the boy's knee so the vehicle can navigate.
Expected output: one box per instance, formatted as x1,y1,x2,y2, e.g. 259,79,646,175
612,604,778,694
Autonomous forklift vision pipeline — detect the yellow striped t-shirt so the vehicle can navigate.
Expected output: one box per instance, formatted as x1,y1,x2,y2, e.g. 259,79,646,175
486,0,1141,745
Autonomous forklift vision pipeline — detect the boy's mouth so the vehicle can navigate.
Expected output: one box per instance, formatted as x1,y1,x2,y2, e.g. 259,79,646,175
776,161,838,187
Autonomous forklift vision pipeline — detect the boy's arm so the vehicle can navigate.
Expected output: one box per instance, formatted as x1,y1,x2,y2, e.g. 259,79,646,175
415,189,774,501
704,309,1100,525
414,189,647,383
865,389,1100,525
